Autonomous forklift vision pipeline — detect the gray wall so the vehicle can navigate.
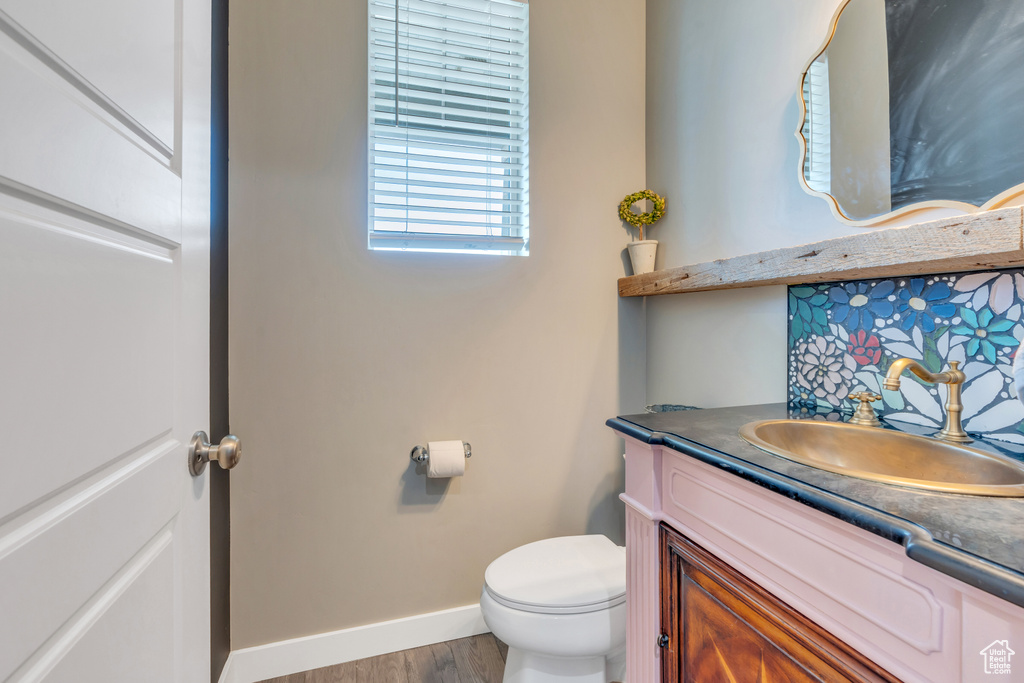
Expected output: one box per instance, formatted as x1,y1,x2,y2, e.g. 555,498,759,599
229,0,647,648
644,0,863,409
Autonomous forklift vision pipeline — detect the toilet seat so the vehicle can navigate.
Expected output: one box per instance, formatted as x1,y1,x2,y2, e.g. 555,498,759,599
483,535,626,615
484,585,626,615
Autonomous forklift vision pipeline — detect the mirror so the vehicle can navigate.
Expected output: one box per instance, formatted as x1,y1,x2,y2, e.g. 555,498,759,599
799,0,1024,224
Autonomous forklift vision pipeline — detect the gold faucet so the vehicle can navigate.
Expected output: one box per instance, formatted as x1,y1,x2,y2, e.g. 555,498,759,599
883,358,971,443
849,391,882,427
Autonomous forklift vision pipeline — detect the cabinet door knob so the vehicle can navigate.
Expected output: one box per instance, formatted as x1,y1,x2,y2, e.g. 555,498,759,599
657,633,670,648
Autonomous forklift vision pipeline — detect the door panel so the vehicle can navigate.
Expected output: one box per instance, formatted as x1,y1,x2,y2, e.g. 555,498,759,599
683,575,822,682
0,442,179,677
0,199,174,520
11,532,176,682
0,11,181,241
0,0,176,147
0,0,210,679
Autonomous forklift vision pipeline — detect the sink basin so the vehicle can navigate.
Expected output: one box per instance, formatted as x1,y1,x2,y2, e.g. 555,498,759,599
739,420,1024,497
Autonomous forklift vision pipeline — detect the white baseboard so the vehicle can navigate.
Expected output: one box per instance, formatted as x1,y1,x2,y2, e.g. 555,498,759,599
218,604,488,683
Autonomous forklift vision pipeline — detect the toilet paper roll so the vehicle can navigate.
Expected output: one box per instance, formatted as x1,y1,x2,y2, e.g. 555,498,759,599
427,440,465,478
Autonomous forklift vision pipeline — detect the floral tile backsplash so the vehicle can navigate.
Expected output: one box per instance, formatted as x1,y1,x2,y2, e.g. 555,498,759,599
788,269,1024,444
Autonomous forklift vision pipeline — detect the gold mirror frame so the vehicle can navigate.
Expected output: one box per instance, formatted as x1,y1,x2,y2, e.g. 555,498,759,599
795,0,1024,227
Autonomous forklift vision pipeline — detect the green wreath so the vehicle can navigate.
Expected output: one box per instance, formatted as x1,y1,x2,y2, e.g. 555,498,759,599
618,189,666,241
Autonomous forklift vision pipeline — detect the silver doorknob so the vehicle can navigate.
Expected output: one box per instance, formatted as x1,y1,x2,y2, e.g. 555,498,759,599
188,431,241,476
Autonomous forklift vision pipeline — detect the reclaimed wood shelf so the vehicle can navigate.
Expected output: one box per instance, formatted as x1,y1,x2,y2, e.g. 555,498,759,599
618,207,1024,297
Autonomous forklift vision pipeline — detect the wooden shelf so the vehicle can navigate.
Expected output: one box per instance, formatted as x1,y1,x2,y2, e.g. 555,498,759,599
618,207,1024,297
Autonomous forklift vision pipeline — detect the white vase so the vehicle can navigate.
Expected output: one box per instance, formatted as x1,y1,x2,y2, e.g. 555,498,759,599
627,240,658,275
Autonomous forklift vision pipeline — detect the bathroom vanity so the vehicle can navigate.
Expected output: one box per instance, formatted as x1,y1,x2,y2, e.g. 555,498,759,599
608,405,1024,682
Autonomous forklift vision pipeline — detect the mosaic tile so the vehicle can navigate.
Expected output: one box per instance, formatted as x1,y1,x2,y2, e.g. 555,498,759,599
787,269,1024,443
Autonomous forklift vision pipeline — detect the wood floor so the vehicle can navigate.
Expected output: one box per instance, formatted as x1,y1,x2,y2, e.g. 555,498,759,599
259,634,508,683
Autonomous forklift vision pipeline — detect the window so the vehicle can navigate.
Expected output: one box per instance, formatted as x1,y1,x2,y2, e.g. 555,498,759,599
368,0,529,255
801,55,831,194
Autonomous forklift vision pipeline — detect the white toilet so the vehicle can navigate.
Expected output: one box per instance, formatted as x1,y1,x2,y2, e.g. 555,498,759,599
480,535,627,683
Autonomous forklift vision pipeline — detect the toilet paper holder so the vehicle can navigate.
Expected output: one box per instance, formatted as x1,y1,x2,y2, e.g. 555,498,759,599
410,442,472,464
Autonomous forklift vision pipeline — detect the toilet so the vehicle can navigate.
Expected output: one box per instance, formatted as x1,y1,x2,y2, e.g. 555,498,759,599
480,535,627,683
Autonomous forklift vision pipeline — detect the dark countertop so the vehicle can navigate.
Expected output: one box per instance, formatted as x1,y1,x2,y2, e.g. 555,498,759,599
608,403,1024,609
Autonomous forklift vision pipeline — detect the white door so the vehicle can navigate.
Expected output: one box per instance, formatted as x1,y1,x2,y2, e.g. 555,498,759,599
0,0,212,681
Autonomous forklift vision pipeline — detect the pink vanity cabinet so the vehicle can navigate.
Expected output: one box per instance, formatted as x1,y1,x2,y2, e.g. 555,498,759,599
613,428,1024,683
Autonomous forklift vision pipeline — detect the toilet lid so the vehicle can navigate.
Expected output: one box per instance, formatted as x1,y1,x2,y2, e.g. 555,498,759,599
484,535,626,615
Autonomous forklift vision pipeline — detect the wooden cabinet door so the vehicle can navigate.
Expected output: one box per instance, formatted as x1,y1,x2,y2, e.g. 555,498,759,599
660,525,899,683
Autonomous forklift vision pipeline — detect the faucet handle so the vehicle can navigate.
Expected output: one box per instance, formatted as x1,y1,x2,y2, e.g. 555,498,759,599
849,391,882,427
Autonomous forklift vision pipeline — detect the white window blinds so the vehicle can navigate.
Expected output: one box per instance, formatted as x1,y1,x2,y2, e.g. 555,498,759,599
801,56,831,194
368,0,529,255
